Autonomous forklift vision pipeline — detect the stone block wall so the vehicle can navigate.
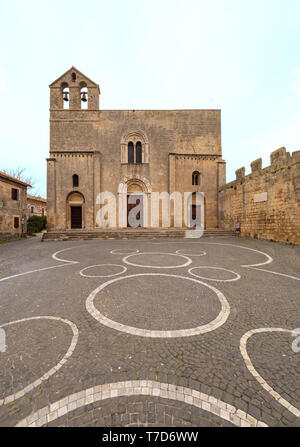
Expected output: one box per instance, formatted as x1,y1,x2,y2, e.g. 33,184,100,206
218,147,300,244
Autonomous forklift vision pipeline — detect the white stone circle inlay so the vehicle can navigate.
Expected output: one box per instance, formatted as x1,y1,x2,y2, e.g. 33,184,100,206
122,252,192,269
0,316,79,406
85,273,230,338
110,249,140,255
176,249,207,257
80,264,127,278
240,328,300,418
15,380,268,427
189,267,241,282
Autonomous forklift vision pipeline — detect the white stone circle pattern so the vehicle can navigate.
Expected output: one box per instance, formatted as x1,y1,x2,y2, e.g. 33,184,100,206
85,273,230,338
111,248,139,255
176,249,206,257
0,242,299,426
80,264,127,278
122,252,192,269
0,316,79,406
189,266,241,282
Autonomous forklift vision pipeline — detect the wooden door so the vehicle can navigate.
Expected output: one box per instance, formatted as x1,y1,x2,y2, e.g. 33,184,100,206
127,195,143,227
71,206,82,229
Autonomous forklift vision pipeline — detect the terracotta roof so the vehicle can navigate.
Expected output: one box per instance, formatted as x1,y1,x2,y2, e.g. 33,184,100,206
0,170,31,187
27,194,47,203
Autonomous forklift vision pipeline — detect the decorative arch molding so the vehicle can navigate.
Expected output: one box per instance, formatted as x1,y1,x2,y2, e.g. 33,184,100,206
118,175,152,193
66,191,85,203
120,129,149,145
120,129,150,164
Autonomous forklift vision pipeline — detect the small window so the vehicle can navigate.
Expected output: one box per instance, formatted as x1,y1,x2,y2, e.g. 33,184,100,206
128,142,134,164
14,217,19,228
136,142,142,163
42,208,45,217
192,171,200,186
31,206,34,213
12,188,18,200
73,174,79,187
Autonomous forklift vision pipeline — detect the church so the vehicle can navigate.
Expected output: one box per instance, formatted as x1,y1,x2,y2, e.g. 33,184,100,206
46,67,226,232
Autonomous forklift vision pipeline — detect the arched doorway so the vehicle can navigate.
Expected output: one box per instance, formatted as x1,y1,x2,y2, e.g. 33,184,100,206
66,192,85,229
127,181,144,228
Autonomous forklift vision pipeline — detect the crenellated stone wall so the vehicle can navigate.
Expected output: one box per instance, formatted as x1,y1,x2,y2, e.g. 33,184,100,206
218,147,300,245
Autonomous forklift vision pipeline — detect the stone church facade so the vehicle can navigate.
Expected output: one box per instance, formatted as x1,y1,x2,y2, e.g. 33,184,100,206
47,67,226,231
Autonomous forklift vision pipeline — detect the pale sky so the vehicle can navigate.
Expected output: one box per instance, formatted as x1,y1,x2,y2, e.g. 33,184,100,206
0,0,299,197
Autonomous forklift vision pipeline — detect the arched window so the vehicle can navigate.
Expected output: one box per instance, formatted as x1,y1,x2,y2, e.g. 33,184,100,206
61,83,69,110
136,141,142,163
121,130,149,164
192,171,200,186
128,142,134,164
73,174,79,187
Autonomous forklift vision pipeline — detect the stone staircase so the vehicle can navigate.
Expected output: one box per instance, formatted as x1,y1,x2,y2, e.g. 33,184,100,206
42,228,235,241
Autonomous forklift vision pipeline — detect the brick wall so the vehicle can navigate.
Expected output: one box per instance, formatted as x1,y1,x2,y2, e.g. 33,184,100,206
218,147,300,245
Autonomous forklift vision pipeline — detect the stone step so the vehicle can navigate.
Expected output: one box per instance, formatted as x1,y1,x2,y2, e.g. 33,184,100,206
42,228,235,241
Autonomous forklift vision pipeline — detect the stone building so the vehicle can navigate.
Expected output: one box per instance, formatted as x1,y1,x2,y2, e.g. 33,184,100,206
27,194,47,217
0,171,30,237
47,67,226,231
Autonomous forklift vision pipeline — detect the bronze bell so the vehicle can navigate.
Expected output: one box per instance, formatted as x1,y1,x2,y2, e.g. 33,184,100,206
81,92,87,102
63,92,69,102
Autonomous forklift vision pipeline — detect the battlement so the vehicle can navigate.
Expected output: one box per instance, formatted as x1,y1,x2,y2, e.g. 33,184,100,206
223,147,300,186
218,147,300,245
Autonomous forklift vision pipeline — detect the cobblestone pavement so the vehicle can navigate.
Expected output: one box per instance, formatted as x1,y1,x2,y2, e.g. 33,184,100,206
0,236,299,427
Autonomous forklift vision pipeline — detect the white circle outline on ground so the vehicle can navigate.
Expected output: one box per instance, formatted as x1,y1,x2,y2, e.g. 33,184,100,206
240,328,300,418
176,249,207,257
189,267,241,282
86,273,230,338
110,249,140,255
79,264,127,278
16,380,267,427
122,252,192,269
0,316,79,406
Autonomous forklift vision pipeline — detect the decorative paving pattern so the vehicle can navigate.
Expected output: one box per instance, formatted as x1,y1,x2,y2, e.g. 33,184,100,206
122,252,192,269
0,316,78,406
188,266,241,282
15,380,267,427
0,236,299,427
80,264,127,278
85,273,230,338
240,328,300,418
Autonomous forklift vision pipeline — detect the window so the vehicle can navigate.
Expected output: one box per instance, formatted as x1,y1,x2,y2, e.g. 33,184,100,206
42,208,45,217
136,141,142,163
192,171,200,186
128,142,134,164
14,217,19,228
12,188,18,200
31,206,34,213
73,174,79,187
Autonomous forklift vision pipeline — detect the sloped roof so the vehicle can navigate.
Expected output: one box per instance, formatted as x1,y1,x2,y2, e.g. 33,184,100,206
49,66,99,88
27,194,47,203
0,171,31,187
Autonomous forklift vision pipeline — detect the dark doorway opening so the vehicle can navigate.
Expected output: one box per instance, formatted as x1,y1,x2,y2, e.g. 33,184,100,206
71,206,82,229
127,195,143,227
190,204,201,228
